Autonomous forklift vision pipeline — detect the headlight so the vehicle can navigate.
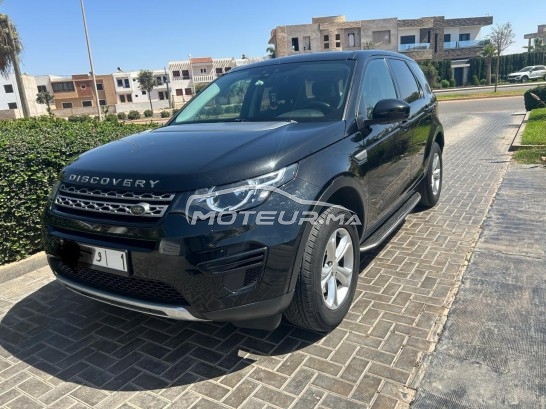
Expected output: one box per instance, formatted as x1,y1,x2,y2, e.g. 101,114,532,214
175,164,298,216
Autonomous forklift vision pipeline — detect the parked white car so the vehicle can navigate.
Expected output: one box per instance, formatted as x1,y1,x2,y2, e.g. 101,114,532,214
506,65,546,83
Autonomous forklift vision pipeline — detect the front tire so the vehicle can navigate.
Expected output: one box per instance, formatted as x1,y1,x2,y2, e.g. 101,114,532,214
419,141,443,208
284,207,360,332
521,76,528,83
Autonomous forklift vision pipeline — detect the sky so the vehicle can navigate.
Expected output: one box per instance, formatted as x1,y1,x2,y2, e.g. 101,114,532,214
1,0,543,76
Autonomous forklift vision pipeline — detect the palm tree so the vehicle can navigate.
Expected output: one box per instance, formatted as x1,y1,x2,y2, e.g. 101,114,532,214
481,43,496,85
266,45,275,58
0,14,30,117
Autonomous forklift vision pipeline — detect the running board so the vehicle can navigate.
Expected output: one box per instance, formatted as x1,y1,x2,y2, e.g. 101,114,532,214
360,193,421,252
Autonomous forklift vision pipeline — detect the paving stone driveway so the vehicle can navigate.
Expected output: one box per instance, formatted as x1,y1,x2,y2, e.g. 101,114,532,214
0,107,521,409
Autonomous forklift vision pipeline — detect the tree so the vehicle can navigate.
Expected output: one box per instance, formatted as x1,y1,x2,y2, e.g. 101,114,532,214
489,22,515,92
137,70,158,112
0,14,30,117
419,62,439,88
266,45,275,58
36,91,54,115
481,42,496,85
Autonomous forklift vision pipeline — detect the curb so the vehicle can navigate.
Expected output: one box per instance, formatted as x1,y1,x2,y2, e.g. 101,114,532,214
508,111,542,152
0,252,48,284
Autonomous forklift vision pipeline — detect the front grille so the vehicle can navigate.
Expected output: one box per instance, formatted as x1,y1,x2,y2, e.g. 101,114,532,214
54,183,175,219
54,260,188,306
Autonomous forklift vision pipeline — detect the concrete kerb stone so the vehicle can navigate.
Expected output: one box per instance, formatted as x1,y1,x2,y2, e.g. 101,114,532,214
509,111,542,151
0,252,48,284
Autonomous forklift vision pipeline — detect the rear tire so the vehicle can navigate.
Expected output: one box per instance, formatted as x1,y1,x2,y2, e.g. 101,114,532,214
419,142,442,208
284,207,360,332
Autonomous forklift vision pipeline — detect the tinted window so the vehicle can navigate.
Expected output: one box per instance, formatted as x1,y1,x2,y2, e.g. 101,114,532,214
408,61,432,94
361,58,397,119
389,59,421,103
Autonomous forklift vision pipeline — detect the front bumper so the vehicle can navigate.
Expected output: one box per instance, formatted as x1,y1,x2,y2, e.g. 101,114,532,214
43,178,319,322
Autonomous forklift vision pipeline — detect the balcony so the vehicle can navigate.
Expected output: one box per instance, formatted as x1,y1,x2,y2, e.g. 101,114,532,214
444,40,488,49
399,43,430,52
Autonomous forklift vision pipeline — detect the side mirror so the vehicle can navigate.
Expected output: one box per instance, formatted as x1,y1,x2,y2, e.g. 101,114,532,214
370,99,410,124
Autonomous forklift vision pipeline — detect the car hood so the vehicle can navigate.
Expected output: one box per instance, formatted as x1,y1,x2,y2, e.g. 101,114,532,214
61,121,346,191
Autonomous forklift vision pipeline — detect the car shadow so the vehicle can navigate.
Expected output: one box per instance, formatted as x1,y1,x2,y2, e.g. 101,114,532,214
0,280,328,391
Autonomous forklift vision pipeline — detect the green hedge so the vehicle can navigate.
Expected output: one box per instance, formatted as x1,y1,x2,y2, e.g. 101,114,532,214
524,86,546,111
0,116,157,265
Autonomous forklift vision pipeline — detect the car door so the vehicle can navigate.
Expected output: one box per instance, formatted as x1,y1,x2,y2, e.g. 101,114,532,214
388,58,433,188
352,57,410,227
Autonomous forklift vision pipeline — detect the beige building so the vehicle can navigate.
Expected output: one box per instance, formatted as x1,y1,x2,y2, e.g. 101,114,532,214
524,24,546,49
269,15,492,61
50,74,117,116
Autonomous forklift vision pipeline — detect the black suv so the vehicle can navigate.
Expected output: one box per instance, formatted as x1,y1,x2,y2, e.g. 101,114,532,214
43,51,444,332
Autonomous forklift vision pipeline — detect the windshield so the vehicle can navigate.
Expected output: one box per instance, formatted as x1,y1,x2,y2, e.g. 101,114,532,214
517,66,533,72
171,60,354,124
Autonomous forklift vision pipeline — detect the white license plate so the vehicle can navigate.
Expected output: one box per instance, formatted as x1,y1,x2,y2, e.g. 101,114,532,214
79,244,128,273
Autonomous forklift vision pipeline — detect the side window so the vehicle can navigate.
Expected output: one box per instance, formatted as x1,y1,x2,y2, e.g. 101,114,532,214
361,58,397,119
408,61,432,94
388,59,422,103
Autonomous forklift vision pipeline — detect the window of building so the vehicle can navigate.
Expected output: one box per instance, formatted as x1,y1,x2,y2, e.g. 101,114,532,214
142,90,146,95
82,100,92,107
216,68,223,74
117,78,130,88
8,102,17,109
373,30,391,45
444,34,451,42
173,70,180,78
120,94,132,103
224,67,231,72
128,94,133,102
291,37,299,51
80,84,87,90
62,102,73,109
400,35,415,45
96,83,104,91
176,88,183,96
120,95,125,103
335,34,341,48
99,99,106,106
182,70,190,79
347,33,355,47
323,34,329,49
185,88,193,95
388,59,421,103
156,76,163,85
52,82,75,93
37,85,47,93
459,33,470,41
159,91,167,100
303,36,311,51
4,84,14,93
200,68,207,74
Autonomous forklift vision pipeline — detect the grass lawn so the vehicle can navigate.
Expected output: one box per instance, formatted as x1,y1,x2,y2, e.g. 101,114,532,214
513,107,546,164
436,89,525,101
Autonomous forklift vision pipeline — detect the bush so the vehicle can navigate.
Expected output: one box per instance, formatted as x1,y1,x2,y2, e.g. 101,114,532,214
160,110,170,118
523,86,546,111
67,115,92,122
172,109,179,116
449,78,456,87
440,79,450,88
143,109,153,118
471,75,480,86
491,74,497,84
105,114,118,122
117,112,127,120
127,110,140,120
480,79,487,85
0,117,158,265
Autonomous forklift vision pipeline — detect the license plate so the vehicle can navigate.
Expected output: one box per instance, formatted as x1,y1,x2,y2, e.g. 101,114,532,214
79,244,129,273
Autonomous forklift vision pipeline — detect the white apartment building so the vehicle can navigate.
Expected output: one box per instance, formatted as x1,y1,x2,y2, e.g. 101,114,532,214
112,69,171,113
0,73,50,119
167,56,264,107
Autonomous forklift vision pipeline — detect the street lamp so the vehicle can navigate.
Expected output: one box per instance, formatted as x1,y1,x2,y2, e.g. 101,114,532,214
80,0,102,120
